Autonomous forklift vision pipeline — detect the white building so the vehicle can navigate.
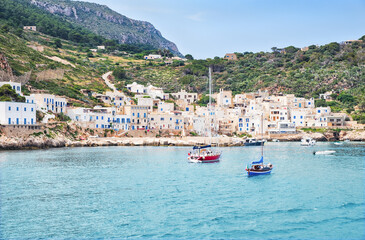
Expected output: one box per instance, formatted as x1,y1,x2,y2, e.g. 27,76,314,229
171,90,198,103
149,112,184,130
158,102,174,113
146,84,168,99
216,89,233,107
0,82,22,95
105,91,126,107
23,26,37,31
67,107,131,130
126,82,146,94
0,102,36,125
268,122,296,134
144,54,162,60
27,94,67,113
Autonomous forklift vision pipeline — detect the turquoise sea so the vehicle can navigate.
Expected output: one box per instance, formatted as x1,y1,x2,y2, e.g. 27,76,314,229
0,142,364,239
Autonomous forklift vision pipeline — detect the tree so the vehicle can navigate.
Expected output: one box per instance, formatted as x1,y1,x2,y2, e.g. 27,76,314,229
338,92,355,104
87,51,94,58
54,39,62,48
0,84,25,102
315,99,328,107
284,46,300,53
113,67,127,80
0,24,9,33
185,54,194,60
271,47,279,53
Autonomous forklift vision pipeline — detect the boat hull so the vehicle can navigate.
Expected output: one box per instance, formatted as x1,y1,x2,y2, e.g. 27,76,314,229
246,169,272,176
188,154,221,163
244,142,264,146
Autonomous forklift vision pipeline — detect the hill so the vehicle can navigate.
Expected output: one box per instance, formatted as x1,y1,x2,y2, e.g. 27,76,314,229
29,0,182,56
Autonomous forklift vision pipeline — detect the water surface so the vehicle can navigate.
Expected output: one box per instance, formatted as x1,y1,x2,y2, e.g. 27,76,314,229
0,143,364,239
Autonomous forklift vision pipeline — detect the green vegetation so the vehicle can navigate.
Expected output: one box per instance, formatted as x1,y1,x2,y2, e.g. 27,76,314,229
113,67,127,80
301,128,327,134
197,94,216,107
0,84,25,102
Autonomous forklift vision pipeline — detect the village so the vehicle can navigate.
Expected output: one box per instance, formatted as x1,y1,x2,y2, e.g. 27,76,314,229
0,74,362,141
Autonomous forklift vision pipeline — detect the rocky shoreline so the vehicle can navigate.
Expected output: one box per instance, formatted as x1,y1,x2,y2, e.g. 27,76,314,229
1,130,365,150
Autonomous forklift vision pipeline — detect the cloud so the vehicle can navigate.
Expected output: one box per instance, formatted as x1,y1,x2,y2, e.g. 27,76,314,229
186,12,204,22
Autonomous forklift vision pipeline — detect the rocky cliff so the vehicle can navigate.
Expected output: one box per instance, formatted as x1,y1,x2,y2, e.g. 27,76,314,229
29,0,182,56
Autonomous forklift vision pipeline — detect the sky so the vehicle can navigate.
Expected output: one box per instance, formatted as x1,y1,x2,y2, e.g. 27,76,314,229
78,0,365,59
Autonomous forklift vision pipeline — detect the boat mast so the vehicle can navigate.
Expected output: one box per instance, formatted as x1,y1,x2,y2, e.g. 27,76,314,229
261,113,264,158
208,67,212,145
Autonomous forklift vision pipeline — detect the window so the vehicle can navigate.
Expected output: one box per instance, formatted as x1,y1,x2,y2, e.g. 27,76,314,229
96,124,99,128
96,116,99,120
24,118,27,124
8,118,11,124
132,113,135,116
294,116,296,119
144,113,146,118
16,118,19,125
101,116,104,120
137,113,140,118
300,116,303,119
24,107,26,111
16,107,19,111
8,106,11,111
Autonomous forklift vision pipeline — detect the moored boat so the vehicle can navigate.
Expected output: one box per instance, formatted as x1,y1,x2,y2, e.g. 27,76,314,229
188,67,221,163
313,150,336,155
244,138,265,146
245,114,273,176
245,157,273,176
301,137,316,146
188,145,221,163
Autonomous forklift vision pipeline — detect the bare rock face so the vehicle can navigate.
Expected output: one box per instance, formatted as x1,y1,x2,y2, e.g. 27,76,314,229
30,0,182,56
0,53,13,76
340,130,365,141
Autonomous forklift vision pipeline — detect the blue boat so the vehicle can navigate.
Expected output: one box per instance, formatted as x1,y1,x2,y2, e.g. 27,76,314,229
245,114,273,176
245,156,273,176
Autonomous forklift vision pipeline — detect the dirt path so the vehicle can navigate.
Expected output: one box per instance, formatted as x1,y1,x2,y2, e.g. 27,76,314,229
102,71,117,92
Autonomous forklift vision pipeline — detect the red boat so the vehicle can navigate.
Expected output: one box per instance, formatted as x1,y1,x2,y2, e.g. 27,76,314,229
188,145,221,163
187,67,222,163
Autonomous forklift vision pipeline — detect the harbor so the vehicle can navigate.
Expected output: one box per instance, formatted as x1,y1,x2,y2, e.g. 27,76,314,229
0,143,364,239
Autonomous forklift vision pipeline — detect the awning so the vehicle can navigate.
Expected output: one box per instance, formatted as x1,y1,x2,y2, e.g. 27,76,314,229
251,156,263,165
193,145,211,150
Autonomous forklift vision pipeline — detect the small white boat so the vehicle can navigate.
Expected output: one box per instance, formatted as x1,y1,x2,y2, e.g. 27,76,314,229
301,137,316,146
334,142,343,145
344,139,350,143
313,150,336,155
272,139,280,142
